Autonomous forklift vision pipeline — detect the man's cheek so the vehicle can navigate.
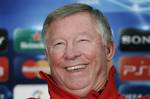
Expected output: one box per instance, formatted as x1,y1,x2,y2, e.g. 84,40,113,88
50,53,62,66
83,48,97,59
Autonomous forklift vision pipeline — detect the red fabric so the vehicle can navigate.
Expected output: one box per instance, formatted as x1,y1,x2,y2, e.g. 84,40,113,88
39,66,125,99
138,96,150,99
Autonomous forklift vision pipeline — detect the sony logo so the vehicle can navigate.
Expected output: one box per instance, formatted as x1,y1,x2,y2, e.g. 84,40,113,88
119,28,150,51
121,35,150,45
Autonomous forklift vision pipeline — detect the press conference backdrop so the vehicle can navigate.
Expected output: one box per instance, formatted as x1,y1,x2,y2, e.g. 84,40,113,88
0,0,150,99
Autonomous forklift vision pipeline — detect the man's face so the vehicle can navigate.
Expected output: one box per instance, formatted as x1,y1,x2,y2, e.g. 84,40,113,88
46,12,109,96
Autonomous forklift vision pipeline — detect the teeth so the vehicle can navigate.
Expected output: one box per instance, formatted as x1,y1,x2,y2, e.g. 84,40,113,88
66,65,86,71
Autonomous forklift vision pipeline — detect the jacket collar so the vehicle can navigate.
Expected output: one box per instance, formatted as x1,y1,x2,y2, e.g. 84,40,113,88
39,66,123,99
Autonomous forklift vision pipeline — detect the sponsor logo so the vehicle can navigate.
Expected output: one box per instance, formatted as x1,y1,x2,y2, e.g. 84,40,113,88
13,84,49,99
22,59,49,79
119,28,150,51
125,94,150,99
0,94,4,99
0,29,8,52
0,57,9,82
119,56,150,80
13,29,44,53
0,86,11,99
119,84,150,99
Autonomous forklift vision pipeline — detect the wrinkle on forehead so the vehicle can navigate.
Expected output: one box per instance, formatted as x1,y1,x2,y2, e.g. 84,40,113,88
46,12,102,42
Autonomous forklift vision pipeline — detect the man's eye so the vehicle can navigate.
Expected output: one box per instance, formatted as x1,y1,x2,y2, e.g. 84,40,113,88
79,39,89,42
55,42,64,46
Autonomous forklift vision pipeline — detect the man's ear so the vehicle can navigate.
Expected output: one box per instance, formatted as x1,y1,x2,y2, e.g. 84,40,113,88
105,41,115,61
45,47,48,57
44,47,52,74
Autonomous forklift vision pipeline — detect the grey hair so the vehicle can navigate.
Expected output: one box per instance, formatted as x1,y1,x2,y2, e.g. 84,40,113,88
42,3,113,44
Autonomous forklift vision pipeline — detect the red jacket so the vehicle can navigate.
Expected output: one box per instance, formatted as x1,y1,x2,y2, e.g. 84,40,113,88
37,66,125,99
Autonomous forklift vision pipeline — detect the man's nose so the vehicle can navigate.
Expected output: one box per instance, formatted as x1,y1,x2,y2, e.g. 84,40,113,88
64,44,81,60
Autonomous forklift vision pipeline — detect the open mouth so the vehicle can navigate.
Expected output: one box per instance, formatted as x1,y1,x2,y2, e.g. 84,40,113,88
65,64,87,72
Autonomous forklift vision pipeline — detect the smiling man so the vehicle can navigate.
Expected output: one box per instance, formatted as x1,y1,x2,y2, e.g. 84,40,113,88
39,3,125,99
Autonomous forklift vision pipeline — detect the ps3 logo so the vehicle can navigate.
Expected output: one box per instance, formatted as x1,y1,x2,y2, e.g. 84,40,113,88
122,64,150,77
119,56,150,80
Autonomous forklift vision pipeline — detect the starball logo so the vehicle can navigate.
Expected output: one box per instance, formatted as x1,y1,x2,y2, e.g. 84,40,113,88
119,56,150,80
13,29,44,53
119,28,150,51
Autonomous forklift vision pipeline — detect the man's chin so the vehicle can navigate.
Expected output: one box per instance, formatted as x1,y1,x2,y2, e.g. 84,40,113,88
66,85,86,90
64,80,89,89
64,84,91,97
63,82,91,92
